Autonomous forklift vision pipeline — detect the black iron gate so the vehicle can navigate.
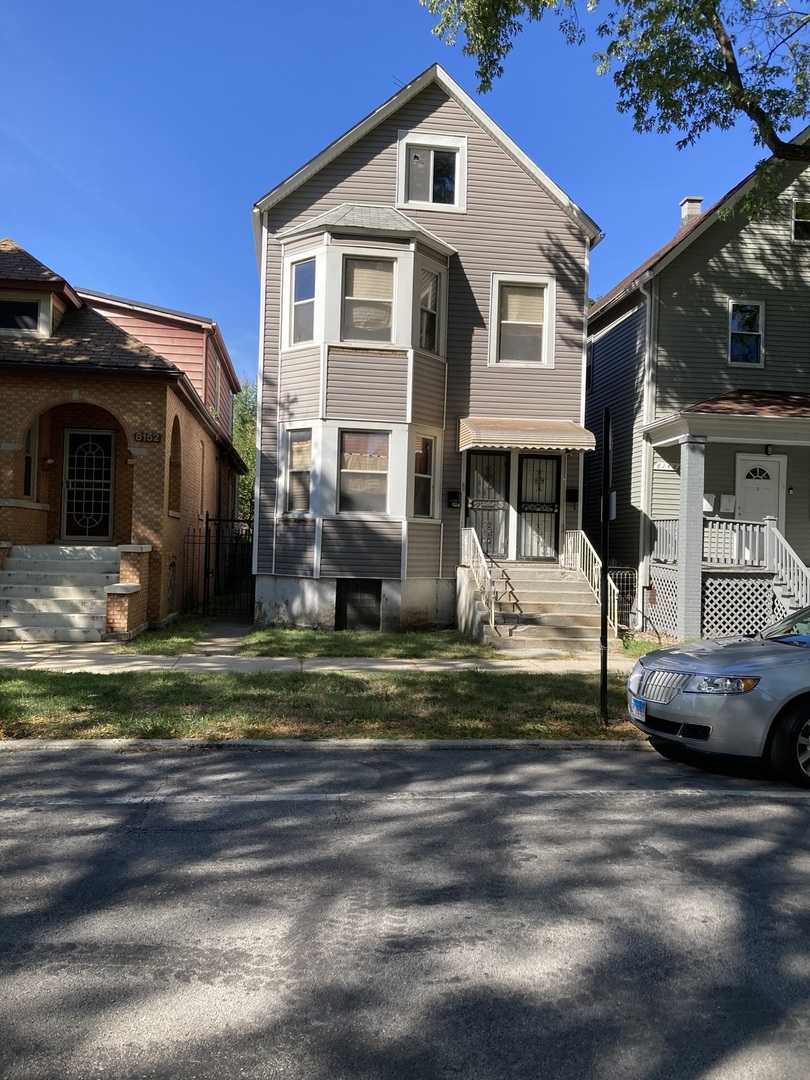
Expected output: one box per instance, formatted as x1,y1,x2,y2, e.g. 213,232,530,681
183,515,254,617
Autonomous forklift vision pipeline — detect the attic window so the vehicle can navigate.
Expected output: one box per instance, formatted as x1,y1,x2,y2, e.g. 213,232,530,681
0,298,41,334
793,201,810,243
397,131,467,212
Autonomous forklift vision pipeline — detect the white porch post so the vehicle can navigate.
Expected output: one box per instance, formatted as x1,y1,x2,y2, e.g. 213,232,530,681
677,435,706,640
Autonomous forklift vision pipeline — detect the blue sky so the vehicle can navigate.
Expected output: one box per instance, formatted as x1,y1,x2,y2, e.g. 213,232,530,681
1,0,775,380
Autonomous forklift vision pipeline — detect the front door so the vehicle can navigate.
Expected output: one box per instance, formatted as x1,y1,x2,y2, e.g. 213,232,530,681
517,455,560,559
62,430,115,540
467,451,509,558
735,453,785,529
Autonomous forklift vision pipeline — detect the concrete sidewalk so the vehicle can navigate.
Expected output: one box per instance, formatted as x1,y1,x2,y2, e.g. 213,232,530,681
0,618,635,677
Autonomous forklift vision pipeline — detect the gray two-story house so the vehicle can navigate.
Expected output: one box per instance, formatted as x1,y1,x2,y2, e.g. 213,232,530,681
252,65,603,642
586,143,810,641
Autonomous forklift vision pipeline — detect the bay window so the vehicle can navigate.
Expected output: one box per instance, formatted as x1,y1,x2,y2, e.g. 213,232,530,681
286,429,312,512
342,258,394,343
413,436,435,518
292,259,316,344
419,269,439,353
339,431,389,513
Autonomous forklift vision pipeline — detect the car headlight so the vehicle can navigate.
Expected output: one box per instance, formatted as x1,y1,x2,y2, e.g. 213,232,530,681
683,675,760,695
627,661,644,695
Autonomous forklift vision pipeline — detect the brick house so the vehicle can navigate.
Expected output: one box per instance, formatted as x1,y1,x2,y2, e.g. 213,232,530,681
0,239,245,641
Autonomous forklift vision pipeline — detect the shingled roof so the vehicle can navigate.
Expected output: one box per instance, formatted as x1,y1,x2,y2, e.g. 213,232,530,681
0,302,179,373
0,238,65,286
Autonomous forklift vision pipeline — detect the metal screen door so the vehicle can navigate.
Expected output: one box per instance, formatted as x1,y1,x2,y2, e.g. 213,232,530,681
467,452,509,558
517,455,560,559
62,430,115,540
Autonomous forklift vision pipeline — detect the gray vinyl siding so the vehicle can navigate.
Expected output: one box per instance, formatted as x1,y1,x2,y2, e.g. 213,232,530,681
320,520,403,578
260,83,591,580
411,352,446,427
275,520,316,576
653,164,810,418
325,348,408,421
651,451,680,518
279,348,321,422
406,520,442,577
583,305,646,566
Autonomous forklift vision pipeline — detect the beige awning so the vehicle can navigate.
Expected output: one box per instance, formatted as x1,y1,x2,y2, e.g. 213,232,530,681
458,417,596,452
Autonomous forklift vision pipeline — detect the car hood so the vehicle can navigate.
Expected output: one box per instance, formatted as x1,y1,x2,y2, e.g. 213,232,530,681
640,636,810,675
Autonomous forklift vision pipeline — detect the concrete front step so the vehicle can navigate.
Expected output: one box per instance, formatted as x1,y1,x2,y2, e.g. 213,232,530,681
0,598,106,616
485,627,600,652
0,610,107,628
0,571,118,587
0,584,108,599
494,599,599,615
10,544,119,561
0,626,106,643
3,558,119,575
495,611,601,627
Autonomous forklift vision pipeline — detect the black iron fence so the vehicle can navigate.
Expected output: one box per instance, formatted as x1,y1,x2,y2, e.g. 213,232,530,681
183,515,254,617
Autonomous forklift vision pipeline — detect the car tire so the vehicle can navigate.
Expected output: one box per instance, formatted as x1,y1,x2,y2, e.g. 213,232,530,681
770,705,810,787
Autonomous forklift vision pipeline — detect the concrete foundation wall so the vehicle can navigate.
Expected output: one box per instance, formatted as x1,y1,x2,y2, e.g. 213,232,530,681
255,574,456,631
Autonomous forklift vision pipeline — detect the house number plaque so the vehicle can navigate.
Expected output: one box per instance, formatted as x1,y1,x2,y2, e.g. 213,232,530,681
134,431,162,443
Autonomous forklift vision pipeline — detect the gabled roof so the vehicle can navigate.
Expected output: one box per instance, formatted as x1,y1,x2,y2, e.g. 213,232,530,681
78,288,241,393
683,389,810,418
590,127,810,324
278,203,457,256
253,64,601,247
0,238,81,306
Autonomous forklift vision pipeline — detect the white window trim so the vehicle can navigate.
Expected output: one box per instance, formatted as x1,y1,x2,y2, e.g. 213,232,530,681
488,273,556,368
410,431,441,520
280,245,325,351
396,130,467,213
792,199,810,243
0,291,50,337
324,242,414,349
280,426,314,517
728,299,765,368
413,254,448,357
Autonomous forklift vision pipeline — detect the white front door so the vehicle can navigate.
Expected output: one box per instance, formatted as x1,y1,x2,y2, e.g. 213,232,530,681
735,453,785,530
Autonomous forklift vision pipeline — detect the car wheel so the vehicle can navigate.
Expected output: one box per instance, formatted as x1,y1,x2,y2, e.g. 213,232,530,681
770,705,810,787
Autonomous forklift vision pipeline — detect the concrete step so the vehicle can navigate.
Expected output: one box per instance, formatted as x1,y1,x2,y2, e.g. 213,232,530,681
494,610,601,627
0,626,106,643
0,597,107,615
9,544,119,562
0,584,108,600
3,558,119,575
0,571,118,587
494,587,596,604
485,626,600,652
0,611,106,628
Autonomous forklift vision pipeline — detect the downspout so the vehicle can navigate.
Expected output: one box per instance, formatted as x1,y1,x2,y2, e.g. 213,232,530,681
637,271,655,628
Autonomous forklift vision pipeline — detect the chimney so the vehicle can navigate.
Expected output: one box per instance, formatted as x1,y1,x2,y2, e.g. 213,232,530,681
679,196,703,226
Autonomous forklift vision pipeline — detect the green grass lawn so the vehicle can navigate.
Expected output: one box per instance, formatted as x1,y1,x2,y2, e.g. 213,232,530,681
0,669,640,742
114,617,210,656
239,627,502,659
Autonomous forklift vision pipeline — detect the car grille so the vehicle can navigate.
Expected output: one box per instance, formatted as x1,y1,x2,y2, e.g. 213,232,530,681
639,669,692,704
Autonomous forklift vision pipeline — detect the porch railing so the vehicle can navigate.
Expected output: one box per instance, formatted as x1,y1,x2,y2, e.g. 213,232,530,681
563,530,618,635
460,527,495,627
652,518,767,567
767,520,810,610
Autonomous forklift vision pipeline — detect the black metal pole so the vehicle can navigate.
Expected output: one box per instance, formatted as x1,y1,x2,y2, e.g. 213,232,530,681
600,408,611,726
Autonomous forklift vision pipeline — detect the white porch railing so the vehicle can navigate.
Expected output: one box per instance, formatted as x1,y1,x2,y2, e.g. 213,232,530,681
563,530,618,635
767,519,810,610
652,518,767,566
460,527,495,627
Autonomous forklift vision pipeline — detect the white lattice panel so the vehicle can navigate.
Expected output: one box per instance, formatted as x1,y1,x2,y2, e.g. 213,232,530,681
702,574,775,637
648,565,678,637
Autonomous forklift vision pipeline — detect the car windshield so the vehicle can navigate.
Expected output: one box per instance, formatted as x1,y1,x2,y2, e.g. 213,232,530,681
761,606,810,646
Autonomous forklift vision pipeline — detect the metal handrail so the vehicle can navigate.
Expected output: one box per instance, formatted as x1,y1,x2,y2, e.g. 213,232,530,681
564,529,618,635
460,528,495,627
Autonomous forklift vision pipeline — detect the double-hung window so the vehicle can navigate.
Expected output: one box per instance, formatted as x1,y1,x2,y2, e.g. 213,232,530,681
413,436,435,518
286,430,312,512
291,259,316,344
339,431,389,513
342,258,394,343
729,301,764,366
490,275,555,366
397,131,467,211
419,269,439,353
793,201,810,243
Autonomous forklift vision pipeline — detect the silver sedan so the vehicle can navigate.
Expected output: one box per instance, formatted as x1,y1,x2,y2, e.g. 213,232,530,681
627,606,810,786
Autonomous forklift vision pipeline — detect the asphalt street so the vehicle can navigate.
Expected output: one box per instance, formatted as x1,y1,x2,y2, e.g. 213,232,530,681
2,742,809,1080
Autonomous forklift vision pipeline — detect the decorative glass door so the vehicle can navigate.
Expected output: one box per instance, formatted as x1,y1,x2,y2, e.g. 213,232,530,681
62,430,115,540
517,455,560,559
467,452,509,557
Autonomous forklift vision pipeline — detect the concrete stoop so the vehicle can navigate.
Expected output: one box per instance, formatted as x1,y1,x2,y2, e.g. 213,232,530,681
483,562,604,654
0,545,119,643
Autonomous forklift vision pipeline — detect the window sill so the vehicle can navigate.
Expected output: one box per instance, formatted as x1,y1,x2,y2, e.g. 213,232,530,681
395,200,466,215
168,510,181,519
488,359,554,369
0,498,50,510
